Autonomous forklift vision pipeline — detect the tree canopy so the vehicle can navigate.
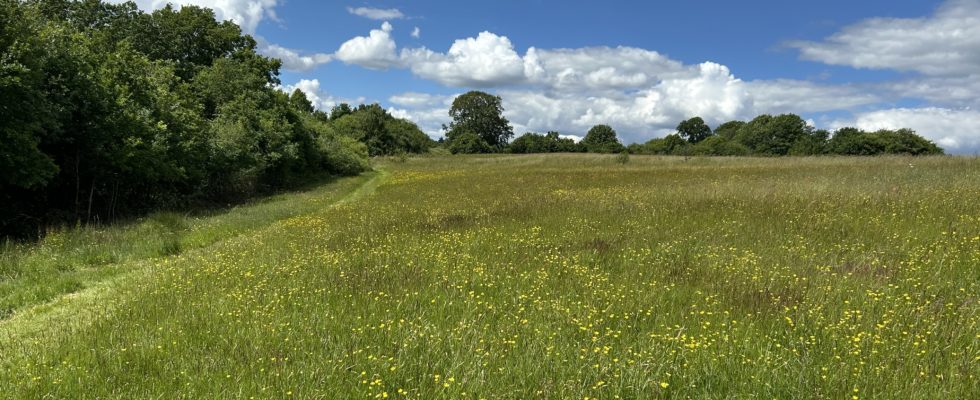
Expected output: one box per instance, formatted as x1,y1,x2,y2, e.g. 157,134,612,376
630,115,942,157
676,117,713,143
581,125,624,153
509,132,583,154
445,91,513,152
0,0,430,238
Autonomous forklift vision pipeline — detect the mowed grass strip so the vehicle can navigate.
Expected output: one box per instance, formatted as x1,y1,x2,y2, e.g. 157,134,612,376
1,155,978,399
0,173,375,321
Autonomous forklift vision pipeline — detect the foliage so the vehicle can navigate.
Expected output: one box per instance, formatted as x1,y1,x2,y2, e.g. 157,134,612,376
733,114,813,155
0,0,372,237
332,104,433,156
828,127,943,156
447,131,492,154
690,135,750,156
676,116,713,143
582,124,625,153
628,115,942,157
632,134,688,155
445,91,513,150
713,120,745,140
615,150,630,164
509,131,583,153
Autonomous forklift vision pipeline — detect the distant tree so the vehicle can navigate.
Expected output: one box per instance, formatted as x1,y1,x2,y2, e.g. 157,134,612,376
690,136,750,156
734,114,811,155
445,91,513,150
582,124,624,153
828,127,878,155
828,127,942,155
714,120,745,140
385,118,433,154
878,128,942,155
289,89,314,114
509,132,544,154
633,134,688,155
510,131,582,154
661,134,689,155
329,103,353,121
547,131,583,152
789,129,829,156
448,131,491,154
676,117,713,143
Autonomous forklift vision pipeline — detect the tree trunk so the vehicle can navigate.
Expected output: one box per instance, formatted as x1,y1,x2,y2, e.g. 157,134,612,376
86,178,95,224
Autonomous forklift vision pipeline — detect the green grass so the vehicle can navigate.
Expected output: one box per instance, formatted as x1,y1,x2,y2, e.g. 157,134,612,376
1,155,978,398
0,173,375,320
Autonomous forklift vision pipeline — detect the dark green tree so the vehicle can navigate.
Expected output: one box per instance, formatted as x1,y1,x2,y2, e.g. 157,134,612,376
445,91,513,150
582,124,624,153
448,131,491,154
713,120,745,140
289,89,315,114
330,103,353,121
676,117,713,143
734,114,811,155
690,136,750,156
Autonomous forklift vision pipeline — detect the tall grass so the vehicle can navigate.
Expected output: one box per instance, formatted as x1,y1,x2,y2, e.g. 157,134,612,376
0,174,374,319
1,155,977,399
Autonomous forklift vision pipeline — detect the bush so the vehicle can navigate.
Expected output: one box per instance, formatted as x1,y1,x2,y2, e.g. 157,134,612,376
448,131,492,154
318,135,371,176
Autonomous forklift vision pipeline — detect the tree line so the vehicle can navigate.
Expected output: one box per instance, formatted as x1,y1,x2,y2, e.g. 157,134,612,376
440,91,943,157
1,0,432,237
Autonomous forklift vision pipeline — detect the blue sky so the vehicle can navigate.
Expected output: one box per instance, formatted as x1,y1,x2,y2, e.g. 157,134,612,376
124,0,980,153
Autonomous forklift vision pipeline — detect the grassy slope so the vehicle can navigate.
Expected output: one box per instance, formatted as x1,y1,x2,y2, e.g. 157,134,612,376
0,173,375,319
1,155,978,399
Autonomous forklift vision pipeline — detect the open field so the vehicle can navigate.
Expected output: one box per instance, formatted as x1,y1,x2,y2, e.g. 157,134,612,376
1,155,978,398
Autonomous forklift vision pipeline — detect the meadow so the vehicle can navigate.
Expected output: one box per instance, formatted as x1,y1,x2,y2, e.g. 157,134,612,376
1,154,978,399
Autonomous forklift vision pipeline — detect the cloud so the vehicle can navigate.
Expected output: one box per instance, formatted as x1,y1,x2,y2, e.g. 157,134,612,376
788,0,980,76
401,32,527,87
884,75,980,108
347,6,404,20
493,63,750,141
389,92,447,108
115,0,279,33
383,39,887,143
325,7,970,151
336,22,401,69
522,46,689,92
279,79,365,111
831,107,980,154
411,27,421,39
258,41,332,72
745,79,881,113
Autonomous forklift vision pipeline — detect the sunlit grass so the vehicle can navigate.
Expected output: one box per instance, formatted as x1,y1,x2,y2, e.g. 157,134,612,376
0,174,373,319
1,155,977,399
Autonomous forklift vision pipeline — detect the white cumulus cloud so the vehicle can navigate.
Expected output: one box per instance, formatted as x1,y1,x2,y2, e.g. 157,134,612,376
522,46,688,92
401,32,527,87
258,41,331,72
336,21,401,69
347,6,404,20
114,0,279,33
789,0,980,76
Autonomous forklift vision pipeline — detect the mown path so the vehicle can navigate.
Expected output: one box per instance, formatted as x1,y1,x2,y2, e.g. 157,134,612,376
0,169,386,349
